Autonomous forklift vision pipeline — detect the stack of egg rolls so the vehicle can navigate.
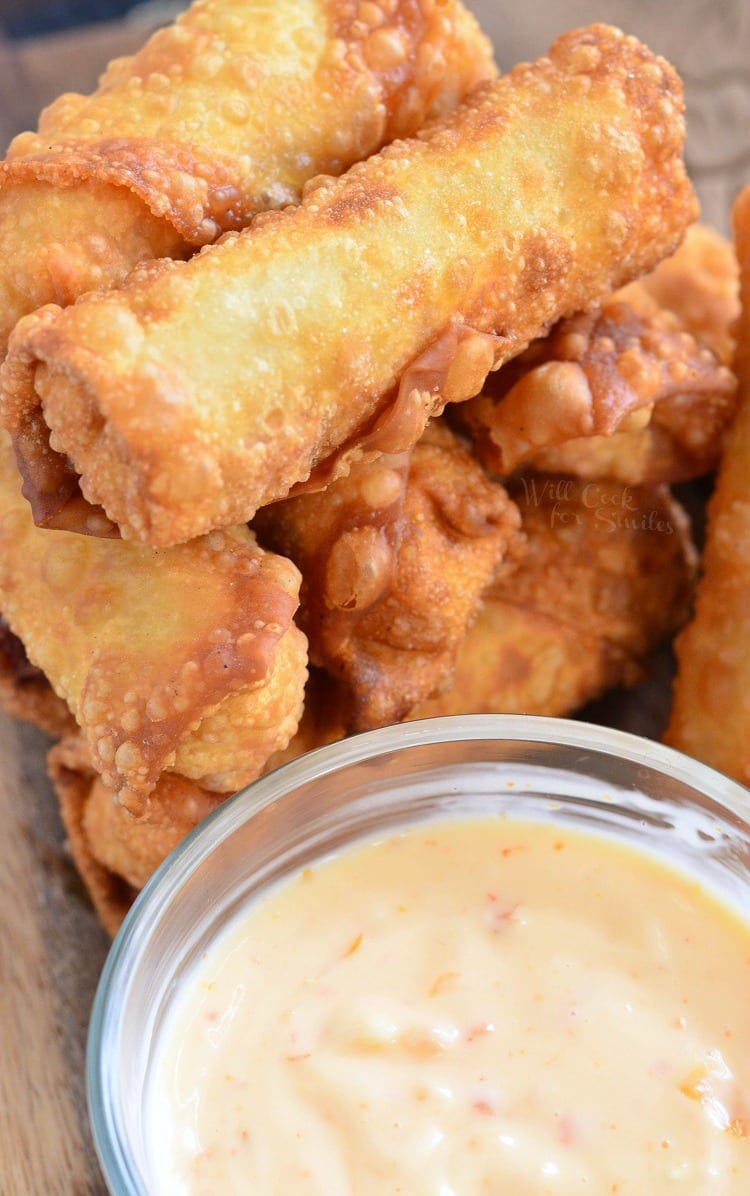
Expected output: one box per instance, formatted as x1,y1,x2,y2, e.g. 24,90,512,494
0,0,495,813
2,24,696,544
0,432,308,816
46,458,699,935
0,18,715,935
0,0,496,357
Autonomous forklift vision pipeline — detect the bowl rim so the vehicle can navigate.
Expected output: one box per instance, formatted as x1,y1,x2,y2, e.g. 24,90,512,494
86,712,750,1194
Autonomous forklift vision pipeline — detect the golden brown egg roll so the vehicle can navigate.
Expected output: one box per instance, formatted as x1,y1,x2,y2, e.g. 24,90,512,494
529,224,740,483
61,744,221,893
664,188,750,784
411,602,634,720
51,735,225,936
0,432,307,815
617,222,739,367
456,224,739,487
2,24,697,546
50,670,346,934
456,300,736,485
51,458,698,933
264,471,696,729
412,473,697,719
255,420,522,730
0,0,495,359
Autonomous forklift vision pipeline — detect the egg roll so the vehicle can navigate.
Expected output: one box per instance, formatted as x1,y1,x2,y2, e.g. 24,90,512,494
2,24,697,546
50,669,345,935
264,469,696,730
51,457,698,934
537,223,739,484
412,473,697,719
457,224,739,487
51,735,226,935
255,420,522,730
0,433,307,815
0,0,495,360
524,225,740,485
665,188,750,783
456,299,736,485
617,222,739,367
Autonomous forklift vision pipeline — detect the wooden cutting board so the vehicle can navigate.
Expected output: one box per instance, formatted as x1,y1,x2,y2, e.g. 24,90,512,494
0,3,747,1192
0,714,109,1195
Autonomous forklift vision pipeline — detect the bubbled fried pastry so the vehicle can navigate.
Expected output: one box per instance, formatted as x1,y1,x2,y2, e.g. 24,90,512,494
411,474,698,720
49,669,348,935
0,0,496,359
49,735,136,937
255,421,522,730
1,24,697,545
456,301,736,485
617,223,739,367
50,736,222,935
0,432,307,816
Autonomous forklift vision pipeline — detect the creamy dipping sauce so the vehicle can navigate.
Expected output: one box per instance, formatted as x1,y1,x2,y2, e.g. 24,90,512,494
146,817,750,1194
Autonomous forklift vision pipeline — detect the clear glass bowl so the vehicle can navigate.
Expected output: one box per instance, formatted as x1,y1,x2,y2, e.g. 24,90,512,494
87,713,750,1195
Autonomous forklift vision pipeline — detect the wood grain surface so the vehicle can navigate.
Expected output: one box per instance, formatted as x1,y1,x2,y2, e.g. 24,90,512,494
0,715,109,1195
0,4,748,1193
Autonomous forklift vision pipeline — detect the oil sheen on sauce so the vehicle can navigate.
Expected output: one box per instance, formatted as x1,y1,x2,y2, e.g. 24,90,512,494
146,818,750,1193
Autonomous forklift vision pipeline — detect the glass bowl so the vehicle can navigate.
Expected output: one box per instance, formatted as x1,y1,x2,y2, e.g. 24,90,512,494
87,713,750,1195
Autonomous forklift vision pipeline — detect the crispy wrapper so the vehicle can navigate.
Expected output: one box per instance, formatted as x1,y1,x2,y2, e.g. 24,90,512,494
534,224,740,483
1,24,697,545
50,735,224,936
0,432,307,815
51,669,346,934
665,188,750,783
255,420,522,729
266,667,348,767
50,458,697,930
456,299,736,485
412,473,697,718
0,0,495,357
456,224,739,487
617,223,739,367
412,603,633,719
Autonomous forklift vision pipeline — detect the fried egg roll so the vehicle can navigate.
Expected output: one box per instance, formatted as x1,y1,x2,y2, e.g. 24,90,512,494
255,420,522,730
0,0,495,359
51,735,225,935
50,458,698,932
50,670,344,934
456,300,736,485
617,223,739,367
665,188,750,783
0,433,307,815
412,473,697,719
494,225,739,486
2,24,697,546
